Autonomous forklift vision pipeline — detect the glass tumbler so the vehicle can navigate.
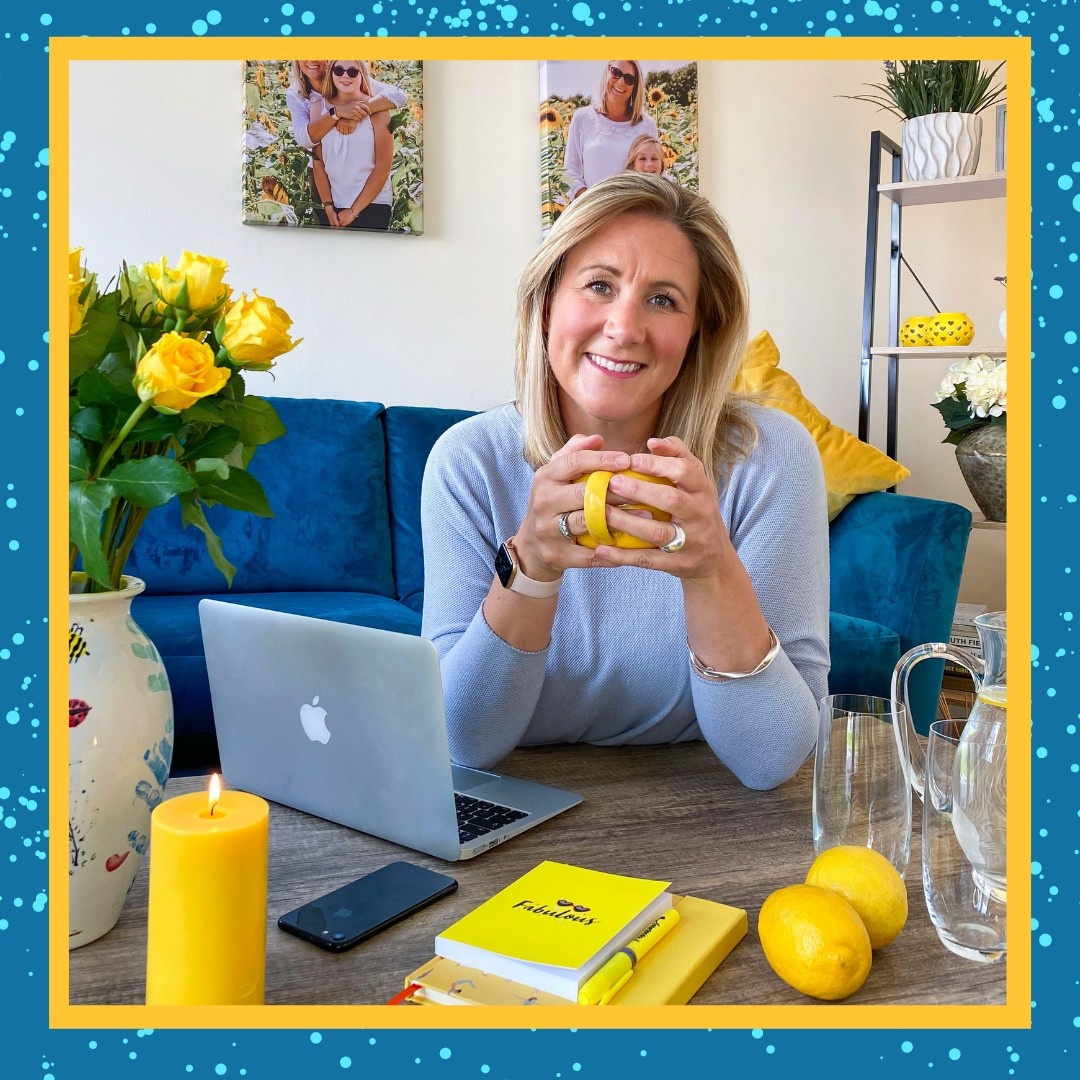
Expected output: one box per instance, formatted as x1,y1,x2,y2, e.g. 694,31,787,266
923,720,1007,963
812,694,912,876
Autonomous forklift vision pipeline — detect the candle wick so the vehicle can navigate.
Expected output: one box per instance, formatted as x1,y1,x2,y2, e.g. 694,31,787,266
209,801,218,817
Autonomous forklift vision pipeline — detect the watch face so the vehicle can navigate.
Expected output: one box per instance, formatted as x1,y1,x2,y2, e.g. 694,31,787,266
494,542,516,588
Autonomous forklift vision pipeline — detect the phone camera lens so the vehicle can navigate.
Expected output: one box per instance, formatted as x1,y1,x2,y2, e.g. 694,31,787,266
331,931,346,941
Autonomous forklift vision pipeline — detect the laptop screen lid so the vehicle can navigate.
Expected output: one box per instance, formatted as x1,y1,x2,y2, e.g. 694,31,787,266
199,600,467,860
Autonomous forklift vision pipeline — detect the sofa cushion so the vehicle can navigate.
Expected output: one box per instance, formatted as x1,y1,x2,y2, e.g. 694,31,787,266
132,591,423,739
827,611,901,699
385,405,476,613
734,331,910,521
127,398,396,597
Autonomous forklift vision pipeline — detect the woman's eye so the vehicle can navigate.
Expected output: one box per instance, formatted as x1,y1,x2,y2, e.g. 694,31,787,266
585,279,611,295
649,292,677,309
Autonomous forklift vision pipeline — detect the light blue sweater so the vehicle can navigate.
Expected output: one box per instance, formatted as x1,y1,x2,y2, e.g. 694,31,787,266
420,403,830,790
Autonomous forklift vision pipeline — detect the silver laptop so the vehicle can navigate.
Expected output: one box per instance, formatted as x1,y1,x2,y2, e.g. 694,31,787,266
198,600,581,860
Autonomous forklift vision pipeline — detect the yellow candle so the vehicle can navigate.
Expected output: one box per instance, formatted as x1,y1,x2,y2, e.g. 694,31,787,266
145,775,269,1005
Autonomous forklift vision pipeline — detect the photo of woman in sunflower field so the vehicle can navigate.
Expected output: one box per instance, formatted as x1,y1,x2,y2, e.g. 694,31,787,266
242,59,424,235
539,60,698,233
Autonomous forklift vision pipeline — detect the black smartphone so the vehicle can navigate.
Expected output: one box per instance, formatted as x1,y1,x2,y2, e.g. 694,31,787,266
277,861,458,952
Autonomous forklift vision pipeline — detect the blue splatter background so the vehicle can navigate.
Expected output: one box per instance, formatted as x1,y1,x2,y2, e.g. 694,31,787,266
2,0,1074,1076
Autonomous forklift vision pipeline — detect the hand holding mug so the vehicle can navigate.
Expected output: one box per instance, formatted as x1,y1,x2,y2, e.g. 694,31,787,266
577,469,674,549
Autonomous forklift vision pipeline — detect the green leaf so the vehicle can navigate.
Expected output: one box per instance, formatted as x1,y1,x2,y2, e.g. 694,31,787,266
197,466,273,516
179,493,236,588
126,410,183,444
74,365,138,411
179,424,241,462
104,457,196,509
69,307,122,382
70,436,92,482
220,395,285,447
193,457,231,482
182,396,230,425
70,405,111,445
69,479,116,589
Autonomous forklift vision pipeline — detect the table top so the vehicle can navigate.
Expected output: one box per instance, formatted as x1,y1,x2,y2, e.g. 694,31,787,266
68,741,1006,1008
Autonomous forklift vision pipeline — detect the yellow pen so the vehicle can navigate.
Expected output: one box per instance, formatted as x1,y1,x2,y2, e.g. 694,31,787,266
578,908,681,1005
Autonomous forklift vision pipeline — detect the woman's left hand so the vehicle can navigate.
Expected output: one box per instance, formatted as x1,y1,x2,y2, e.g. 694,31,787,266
337,208,355,226
590,436,735,581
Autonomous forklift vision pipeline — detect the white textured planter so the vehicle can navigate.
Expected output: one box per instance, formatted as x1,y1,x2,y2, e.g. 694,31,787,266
902,112,983,181
69,574,174,948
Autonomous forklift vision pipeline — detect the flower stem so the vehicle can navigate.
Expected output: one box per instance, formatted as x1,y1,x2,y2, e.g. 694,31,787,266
92,399,152,478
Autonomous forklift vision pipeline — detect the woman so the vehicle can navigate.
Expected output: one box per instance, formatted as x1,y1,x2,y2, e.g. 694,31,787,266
312,61,395,230
564,61,660,201
286,60,405,226
624,134,667,176
421,173,830,791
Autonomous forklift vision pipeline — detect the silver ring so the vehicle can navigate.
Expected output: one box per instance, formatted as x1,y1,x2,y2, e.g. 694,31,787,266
659,522,686,554
557,512,577,544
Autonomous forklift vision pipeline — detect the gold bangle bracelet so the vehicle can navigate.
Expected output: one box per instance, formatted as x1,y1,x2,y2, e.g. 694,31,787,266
687,626,781,683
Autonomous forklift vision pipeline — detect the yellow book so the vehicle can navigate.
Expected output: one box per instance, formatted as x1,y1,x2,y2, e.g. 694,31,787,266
433,861,672,1000
405,894,747,1006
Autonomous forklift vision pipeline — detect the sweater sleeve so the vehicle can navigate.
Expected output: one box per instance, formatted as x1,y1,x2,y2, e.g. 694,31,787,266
420,422,550,769
286,86,315,150
688,409,830,790
369,77,408,110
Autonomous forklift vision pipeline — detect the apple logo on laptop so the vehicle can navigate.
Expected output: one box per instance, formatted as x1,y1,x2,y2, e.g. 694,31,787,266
299,695,331,744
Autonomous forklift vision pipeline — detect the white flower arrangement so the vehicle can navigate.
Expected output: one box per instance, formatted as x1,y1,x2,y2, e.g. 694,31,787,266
932,353,1007,445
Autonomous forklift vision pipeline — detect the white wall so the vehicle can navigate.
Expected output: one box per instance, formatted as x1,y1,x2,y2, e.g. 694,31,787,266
68,58,1006,610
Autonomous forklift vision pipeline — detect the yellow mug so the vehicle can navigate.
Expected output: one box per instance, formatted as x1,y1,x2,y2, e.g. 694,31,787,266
577,470,673,549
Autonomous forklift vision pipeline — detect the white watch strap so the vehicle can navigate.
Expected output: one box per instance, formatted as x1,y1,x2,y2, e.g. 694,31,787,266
508,567,562,598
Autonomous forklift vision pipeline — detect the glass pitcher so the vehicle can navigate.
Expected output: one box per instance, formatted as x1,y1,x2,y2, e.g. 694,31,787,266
890,611,1007,902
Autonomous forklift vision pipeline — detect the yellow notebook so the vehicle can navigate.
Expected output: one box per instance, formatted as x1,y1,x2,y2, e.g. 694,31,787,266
406,894,747,1006
434,861,671,1000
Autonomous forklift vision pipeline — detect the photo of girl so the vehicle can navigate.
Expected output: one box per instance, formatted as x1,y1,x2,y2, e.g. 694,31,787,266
624,133,669,177
539,59,697,233
242,59,424,234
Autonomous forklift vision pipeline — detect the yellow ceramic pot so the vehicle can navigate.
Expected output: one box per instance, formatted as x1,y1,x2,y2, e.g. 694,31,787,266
899,315,933,347
928,312,975,346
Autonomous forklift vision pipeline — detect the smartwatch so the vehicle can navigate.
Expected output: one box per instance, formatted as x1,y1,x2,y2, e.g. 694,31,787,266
328,105,338,119
495,538,562,598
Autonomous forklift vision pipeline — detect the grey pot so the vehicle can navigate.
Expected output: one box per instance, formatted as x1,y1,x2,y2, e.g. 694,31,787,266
955,423,1006,522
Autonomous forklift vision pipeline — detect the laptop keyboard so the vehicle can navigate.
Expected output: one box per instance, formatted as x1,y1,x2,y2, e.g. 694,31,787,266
454,792,528,844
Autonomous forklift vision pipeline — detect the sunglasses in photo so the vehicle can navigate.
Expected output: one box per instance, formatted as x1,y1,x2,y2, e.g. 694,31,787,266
332,65,362,78
608,64,638,86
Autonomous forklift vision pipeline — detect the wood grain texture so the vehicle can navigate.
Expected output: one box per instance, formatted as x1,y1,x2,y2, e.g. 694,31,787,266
68,742,1006,1007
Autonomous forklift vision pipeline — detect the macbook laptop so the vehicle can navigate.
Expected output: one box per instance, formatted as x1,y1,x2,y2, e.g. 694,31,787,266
198,600,582,860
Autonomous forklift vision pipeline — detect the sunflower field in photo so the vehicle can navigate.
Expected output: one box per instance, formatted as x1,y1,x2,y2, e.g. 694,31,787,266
539,62,699,234
242,59,424,234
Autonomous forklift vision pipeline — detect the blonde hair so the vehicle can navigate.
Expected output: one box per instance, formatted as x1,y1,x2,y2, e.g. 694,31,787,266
322,60,372,101
514,172,755,486
624,134,665,171
290,60,325,99
595,61,647,125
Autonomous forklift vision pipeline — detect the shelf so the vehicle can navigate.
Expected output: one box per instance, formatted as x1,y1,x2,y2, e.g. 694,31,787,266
868,345,1006,359
971,514,1006,531
878,173,1006,206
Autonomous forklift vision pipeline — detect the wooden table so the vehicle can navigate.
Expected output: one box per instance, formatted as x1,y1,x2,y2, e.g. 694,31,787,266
68,742,1006,1007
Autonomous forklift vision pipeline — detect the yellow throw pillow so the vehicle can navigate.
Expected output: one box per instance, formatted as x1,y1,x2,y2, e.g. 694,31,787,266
735,330,910,521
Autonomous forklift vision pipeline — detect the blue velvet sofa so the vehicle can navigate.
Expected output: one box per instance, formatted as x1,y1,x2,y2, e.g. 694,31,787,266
126,397,971,773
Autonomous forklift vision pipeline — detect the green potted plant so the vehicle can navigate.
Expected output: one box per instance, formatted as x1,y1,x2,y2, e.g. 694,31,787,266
844,60,1006,181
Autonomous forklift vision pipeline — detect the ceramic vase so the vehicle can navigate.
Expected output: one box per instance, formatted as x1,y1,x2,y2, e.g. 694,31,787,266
902,112,982,181
69,574,174,948
955,424,1006,522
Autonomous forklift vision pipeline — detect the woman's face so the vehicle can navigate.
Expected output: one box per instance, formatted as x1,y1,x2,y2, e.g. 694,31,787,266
632,146,664,174
300,60,325,85
546,212,700,438
331,61,363,95
604,61,639,114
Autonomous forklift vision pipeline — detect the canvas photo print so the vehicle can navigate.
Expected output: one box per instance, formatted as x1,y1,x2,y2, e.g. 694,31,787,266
242,59,424,234
539,59,699,233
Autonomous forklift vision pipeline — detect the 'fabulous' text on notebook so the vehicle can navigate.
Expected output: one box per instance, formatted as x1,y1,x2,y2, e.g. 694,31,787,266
434,860,672,1000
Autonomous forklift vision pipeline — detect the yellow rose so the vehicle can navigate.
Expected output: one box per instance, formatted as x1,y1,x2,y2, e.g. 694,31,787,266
134,332,230,414
68,247,95,335
120,263,164,326
145,250,231,318
216,290,302,370
69,246,84,279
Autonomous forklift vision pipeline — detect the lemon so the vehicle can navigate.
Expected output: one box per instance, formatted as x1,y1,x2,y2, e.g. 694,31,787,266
805,845,908,950
758,884,872,1001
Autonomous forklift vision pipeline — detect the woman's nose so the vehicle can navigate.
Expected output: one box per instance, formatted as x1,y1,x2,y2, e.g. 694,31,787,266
604,297,646,345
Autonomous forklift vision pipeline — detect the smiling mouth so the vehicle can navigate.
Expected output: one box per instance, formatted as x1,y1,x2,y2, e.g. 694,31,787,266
588,353,643,374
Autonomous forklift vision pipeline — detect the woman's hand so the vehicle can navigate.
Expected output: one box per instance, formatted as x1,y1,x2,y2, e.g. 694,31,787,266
326,207,343,228
335,98,372,123
336,207,355,227
509,434,631,581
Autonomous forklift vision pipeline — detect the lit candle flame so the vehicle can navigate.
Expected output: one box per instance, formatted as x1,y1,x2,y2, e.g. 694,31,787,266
208,773,221,816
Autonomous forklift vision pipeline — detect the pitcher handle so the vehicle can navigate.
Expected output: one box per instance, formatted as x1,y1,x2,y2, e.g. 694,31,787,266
890,642,984,800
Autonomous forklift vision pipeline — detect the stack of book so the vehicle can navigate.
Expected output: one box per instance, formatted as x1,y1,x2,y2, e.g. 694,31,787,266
402,860,746,1006
940,602,986,719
